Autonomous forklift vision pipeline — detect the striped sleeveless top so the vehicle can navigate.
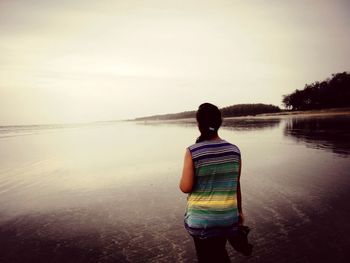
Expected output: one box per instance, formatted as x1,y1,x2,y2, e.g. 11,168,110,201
184,139,241,230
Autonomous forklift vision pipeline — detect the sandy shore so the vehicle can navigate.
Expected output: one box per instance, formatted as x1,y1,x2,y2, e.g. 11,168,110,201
257,107,350,118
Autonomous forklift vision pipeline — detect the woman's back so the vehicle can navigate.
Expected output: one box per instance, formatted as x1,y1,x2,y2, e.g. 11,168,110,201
185,139,241,229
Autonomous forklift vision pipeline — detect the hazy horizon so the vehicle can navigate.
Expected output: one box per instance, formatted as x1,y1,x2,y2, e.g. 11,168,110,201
0,101,283,126
1,0,350,125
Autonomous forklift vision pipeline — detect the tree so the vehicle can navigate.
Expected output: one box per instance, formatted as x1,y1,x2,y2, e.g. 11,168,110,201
282,72,350,110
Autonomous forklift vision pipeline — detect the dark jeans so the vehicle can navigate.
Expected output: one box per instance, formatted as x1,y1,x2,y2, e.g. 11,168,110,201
193,236,231,263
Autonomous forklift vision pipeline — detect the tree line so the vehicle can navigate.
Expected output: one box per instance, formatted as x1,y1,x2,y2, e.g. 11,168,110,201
135,71,349,121
135,103,281,121
135,110,196,121
282,72,350,110
221,104,280,117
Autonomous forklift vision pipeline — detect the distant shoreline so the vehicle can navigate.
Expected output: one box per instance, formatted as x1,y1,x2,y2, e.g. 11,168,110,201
256,107,350,118
134,107,350,124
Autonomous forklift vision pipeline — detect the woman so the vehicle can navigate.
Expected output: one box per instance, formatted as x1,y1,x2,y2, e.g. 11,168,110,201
180,103,244,263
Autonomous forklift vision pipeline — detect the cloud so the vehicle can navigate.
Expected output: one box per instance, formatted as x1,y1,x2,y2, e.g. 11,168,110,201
0,0,350,124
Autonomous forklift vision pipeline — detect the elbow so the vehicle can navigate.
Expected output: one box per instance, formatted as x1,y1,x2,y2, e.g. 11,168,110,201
179,184,192,193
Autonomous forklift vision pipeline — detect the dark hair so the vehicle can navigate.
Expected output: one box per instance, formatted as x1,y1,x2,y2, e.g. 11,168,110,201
196,103,222,143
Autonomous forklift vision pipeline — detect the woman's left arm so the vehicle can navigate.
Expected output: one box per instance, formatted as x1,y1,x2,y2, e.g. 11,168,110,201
179,149,194,193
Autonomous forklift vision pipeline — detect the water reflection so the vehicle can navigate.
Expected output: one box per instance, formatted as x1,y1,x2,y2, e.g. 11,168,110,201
223,118,281,131
136,117,282,131
284,115,350,156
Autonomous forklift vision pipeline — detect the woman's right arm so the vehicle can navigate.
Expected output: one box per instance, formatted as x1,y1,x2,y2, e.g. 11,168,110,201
179,149,194,193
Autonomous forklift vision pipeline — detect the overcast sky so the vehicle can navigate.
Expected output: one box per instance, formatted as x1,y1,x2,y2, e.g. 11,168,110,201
1,0,349,125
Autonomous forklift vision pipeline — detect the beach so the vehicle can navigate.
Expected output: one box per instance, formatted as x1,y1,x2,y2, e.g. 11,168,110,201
0,113,350,262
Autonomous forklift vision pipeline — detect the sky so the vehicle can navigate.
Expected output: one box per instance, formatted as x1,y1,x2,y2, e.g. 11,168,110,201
1,0,349,125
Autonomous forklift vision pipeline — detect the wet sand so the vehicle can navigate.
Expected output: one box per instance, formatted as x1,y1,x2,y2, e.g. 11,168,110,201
0,185,194,263
1,167,349,263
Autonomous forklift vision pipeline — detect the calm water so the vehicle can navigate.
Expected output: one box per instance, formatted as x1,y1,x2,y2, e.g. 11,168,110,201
0,115,350,262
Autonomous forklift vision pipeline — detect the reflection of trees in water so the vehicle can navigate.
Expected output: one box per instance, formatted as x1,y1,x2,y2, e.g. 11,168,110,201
222,118,281,131
284,116,350,156
136,118,282,131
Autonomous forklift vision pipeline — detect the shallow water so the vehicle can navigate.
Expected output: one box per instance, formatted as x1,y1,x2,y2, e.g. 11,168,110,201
0,115,350,262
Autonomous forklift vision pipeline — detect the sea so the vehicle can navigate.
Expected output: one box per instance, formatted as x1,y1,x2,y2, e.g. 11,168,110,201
0,114,350,262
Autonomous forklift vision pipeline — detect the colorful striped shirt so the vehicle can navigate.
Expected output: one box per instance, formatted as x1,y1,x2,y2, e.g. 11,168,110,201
184,139,241,231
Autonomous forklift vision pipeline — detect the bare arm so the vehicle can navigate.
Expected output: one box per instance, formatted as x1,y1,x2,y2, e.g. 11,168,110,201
179,149,194,193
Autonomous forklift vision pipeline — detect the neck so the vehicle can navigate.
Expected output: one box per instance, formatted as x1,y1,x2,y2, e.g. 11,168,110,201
209,134,220,141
